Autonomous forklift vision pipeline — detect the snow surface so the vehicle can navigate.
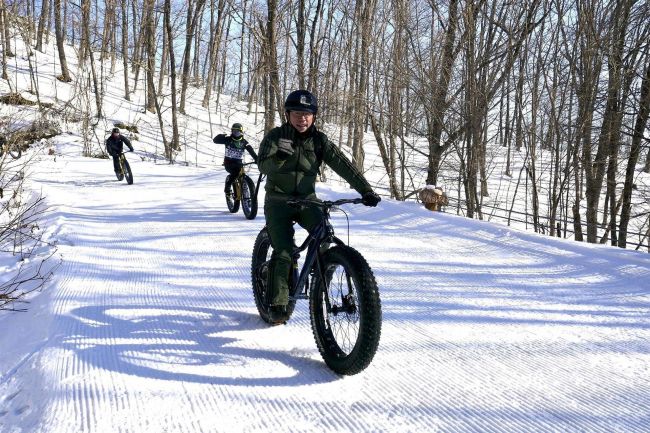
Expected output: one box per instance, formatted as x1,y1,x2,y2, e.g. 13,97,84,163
1,138,650,433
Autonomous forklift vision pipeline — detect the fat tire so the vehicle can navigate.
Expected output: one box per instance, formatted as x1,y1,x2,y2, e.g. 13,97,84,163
309,246,381,375
225,175,240,213
251,228,296,323
123,158,134,184
242,175,258,220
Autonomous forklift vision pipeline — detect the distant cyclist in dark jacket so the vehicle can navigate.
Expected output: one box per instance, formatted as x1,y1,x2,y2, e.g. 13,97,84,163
213,123,258,193
105,127,133,179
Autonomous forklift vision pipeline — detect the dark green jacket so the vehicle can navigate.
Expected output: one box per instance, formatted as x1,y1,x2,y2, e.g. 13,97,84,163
258,123,372,197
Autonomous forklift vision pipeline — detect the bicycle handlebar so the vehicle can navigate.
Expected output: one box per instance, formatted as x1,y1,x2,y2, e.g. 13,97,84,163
287,197,364,208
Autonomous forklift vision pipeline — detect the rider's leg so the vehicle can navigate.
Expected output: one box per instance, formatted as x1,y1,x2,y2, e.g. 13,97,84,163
112,154,121,173
224,175,234,194
224,159,242,192
264,194,298,307
297,196,328,253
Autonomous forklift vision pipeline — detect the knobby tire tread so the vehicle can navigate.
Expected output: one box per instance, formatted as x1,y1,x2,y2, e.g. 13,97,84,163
309,246,382,375
123,158,134,184
225,175,240,213
251,228,296,323
242,175,258,220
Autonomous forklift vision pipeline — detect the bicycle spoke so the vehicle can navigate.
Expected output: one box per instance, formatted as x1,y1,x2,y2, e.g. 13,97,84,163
325,264,360,354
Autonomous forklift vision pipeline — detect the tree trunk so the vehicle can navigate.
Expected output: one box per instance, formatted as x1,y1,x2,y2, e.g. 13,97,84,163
425,0,458,186
619,57,650,247
370,114,400,199
202,0,227,108
144,0,156,114
53,0,71,81
179,0,206,114
120,0,130,100
158,9,167,92
79,0,90,62
1,0,14,58
296,0,306,88
351,0,377,171
264,0,282,132
307,0,323,91
164,0,179,153
100,0,115,61
0,1,7,80
35,0,50,52
583,0,631,243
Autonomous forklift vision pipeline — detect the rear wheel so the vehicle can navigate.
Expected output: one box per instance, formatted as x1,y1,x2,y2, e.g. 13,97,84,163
309,246,381,375
242,175,258,220
122,157,134,185
251,228,295,323
225,175,240,213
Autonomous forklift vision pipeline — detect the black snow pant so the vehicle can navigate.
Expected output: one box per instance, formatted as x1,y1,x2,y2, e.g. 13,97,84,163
264,192,324,306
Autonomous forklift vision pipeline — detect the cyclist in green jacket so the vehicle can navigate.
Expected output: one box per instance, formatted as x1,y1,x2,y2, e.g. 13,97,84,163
257,89,381,323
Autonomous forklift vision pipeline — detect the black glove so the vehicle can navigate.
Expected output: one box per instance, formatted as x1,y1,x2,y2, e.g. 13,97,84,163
362,191,381,207
276,138,294,160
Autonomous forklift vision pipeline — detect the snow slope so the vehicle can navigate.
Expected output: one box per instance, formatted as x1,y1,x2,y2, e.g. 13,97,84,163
1,139,649,433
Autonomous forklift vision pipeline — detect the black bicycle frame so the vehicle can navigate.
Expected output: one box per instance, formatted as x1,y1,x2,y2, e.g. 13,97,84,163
287,210,345,302
288,222,325,301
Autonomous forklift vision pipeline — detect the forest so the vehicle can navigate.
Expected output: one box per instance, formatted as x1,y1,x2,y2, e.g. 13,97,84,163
1,0,649,250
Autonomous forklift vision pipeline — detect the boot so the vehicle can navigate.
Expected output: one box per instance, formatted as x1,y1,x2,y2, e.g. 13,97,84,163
268,304,288,325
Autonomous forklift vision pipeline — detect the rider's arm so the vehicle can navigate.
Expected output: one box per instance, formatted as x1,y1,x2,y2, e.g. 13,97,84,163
213,134,227,144
257,127,289,175
245,144,258,163
122,135,134,152
322,137,373,195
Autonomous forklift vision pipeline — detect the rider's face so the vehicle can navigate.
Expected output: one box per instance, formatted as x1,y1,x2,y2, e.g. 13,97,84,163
289,111,314,133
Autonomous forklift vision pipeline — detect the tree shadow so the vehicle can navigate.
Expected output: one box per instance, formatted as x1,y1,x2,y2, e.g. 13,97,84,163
59,304,338,386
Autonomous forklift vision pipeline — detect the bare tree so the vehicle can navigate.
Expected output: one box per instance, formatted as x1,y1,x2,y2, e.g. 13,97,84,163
35,0,50,52
144,0,156,114
0,1,8,81
620,55,650,247
179,0,206,114
0,0,14,58
263,0,282,132
350,0,377,171
202,0,228,108
53,0,72,82
120,0,130,100
582,0,632,243
164,0,179,153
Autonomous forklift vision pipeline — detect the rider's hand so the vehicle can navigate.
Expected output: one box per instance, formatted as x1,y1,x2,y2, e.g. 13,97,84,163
362,191,381,207
276,138,294,160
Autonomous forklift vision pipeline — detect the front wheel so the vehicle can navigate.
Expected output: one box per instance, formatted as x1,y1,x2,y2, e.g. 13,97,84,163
122,157,134,185
225,175,240,213
242,175,258,220
251,228,296,324
309,246,381,375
